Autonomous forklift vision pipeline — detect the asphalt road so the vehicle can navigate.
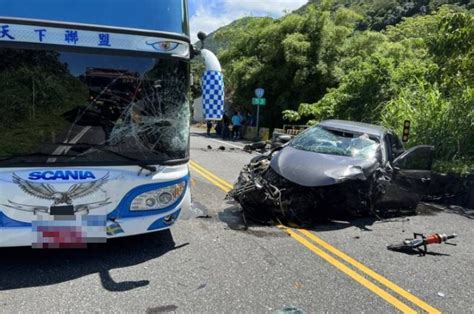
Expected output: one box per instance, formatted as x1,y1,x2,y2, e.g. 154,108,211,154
0,128,472,313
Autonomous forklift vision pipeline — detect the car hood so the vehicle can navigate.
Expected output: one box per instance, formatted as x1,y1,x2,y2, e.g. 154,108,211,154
270,146,380,187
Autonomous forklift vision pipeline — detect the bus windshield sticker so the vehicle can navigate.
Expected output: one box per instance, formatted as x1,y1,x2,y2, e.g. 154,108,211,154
0,22,189,57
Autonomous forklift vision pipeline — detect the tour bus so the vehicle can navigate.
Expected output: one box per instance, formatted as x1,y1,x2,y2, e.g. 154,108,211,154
0,0,224,248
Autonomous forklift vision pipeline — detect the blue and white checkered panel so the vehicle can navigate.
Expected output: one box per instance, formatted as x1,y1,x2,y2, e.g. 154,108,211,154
202,70,224,121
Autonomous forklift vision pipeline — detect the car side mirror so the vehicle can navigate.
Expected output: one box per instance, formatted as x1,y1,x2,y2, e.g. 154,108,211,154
277,135,292,144
200,49,224,121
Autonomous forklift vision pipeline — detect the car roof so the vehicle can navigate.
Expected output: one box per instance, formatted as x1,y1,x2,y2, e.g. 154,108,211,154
318,119,388,138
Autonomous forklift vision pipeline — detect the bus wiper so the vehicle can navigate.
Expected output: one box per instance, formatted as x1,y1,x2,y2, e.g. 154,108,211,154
0,152,67,163
55,143,157,173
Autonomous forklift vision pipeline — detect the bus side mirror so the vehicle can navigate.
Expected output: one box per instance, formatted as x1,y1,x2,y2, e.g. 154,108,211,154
201,49,224,121
197,31,208,49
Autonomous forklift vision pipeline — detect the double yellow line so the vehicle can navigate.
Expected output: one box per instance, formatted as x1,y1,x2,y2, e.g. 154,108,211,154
189,160,441,313
189,160,233,192
280,227,441,313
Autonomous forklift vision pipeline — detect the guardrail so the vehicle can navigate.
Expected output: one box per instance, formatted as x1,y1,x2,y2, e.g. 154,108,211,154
272,124,309,143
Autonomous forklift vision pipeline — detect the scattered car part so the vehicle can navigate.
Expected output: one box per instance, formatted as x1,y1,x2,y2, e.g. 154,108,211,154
387,233,457,255
243,141,268,153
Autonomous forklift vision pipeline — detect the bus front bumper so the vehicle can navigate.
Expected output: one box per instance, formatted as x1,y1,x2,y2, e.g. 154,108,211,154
0,186,191,248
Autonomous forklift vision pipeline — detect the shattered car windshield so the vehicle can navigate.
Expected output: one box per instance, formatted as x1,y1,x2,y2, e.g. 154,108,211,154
0,48,189,167
289,126,380,160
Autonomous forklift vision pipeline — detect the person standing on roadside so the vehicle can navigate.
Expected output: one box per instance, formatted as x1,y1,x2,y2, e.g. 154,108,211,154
231,111,242,140
206,120,213,136
222,113,231,139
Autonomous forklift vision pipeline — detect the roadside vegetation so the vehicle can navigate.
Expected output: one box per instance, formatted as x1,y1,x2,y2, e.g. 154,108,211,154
209,0,473,173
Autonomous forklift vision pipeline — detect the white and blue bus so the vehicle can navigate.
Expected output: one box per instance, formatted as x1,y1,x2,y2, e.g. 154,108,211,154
0,0,224,248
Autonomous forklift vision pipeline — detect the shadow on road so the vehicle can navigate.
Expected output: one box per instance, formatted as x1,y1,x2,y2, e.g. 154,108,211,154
0,230,188,292
304,217,378,232
218,204,378,234
218,206,288,238
388,249,451,257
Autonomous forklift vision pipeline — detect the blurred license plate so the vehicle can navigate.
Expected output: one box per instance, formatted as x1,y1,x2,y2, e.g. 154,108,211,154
32,215,106,249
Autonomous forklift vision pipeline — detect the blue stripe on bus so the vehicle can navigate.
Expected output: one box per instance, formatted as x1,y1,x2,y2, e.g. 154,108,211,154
0,211,32,227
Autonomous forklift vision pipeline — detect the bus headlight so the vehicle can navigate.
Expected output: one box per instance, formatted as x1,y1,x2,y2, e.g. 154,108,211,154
130,182,186,211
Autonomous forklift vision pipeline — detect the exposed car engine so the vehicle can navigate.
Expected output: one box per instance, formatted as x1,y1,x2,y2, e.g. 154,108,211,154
228,154,395,225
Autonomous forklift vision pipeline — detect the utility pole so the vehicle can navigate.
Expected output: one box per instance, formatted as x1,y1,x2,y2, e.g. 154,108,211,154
256,103,260,140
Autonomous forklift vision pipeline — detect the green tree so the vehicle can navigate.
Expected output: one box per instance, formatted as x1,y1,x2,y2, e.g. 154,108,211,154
286,7,473,165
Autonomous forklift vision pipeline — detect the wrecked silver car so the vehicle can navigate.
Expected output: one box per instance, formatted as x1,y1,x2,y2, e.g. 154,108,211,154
228,120,435,224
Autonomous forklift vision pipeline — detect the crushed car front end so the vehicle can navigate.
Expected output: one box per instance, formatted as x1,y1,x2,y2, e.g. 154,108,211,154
229,120,432,224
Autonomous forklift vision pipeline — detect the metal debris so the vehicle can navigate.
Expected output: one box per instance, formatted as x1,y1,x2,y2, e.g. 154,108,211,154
243,141,269,154
276,307,305,314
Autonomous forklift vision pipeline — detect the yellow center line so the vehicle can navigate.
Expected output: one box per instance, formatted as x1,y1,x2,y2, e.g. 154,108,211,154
189,160,440,313
281,227,417,314
189,160,234,190
189,164,232,193
295,229,441,314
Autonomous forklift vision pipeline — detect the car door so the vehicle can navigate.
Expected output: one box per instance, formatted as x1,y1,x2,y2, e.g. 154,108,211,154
392,145,435,194
378,145,434,212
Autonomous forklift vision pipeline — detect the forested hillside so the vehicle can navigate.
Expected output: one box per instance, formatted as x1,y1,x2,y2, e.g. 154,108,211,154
208,0,473,171
298,0,473,30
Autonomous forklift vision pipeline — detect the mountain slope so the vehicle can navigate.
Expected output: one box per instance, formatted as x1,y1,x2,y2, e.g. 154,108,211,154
297,0,474,30
194,16,273,54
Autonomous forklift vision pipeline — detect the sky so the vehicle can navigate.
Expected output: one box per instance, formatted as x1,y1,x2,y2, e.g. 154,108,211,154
189,0,309,42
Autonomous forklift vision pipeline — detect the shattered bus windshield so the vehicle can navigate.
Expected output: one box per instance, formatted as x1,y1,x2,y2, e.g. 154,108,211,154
290,127,380,160
0,48,190,167
0,0,190,167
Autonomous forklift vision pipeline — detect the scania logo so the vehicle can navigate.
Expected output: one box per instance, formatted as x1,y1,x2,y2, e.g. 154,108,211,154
2,172,111,215
28,170,96,181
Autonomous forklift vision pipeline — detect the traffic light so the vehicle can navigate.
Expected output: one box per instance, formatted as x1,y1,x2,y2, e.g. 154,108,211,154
402,120,411,143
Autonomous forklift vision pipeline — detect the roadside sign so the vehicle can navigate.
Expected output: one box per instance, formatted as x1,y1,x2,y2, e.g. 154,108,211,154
252,97,266,106
255,88,265,98
253,88,266,141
